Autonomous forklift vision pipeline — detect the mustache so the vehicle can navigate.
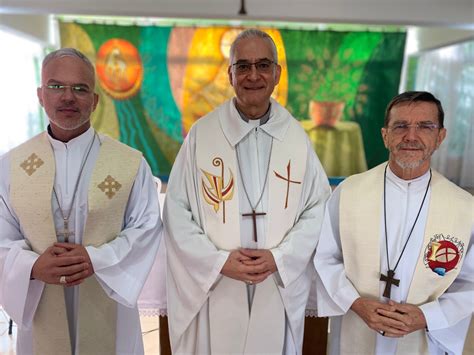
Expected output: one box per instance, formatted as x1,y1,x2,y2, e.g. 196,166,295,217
396,142,425,150
57,106,79,111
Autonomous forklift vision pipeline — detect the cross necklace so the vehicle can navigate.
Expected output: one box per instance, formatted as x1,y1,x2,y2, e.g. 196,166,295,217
380,164,431,298
236,136,273,243
52,131,97,243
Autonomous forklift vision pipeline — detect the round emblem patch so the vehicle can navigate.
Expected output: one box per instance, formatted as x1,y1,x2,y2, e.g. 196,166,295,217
423,234,465,276
96,39,143,100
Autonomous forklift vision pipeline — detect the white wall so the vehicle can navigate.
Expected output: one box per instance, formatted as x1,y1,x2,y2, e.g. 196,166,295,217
411,27,474,52
0,14,51,45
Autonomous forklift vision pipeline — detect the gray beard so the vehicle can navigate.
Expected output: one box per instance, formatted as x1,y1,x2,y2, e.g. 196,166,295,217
48,117,89,131
394,157,425,170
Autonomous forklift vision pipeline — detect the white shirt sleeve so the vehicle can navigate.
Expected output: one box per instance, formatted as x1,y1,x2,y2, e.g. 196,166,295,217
313,185,360,316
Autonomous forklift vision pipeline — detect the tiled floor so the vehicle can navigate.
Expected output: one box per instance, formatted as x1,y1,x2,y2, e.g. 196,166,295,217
3,313,473,354
141,316,161,355
0,312,161,355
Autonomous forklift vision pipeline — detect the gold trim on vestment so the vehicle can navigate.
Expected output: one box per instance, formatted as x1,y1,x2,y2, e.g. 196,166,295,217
19,153,44,176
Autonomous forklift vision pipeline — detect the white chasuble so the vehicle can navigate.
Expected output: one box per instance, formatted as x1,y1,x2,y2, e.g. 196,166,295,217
337,163,472,355
195,102,307,354
165,98,330,355
9,131,142,355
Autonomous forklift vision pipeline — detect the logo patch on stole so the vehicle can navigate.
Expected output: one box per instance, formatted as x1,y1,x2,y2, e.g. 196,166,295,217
423,234,465,276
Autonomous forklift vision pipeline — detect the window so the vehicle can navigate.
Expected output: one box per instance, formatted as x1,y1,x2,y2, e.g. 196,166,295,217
0,29,45,155
407,40,474,190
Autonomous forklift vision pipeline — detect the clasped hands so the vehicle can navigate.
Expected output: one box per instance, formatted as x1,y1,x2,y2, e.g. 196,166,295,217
351,297,427,338
31,243,94,287
221,249,277,284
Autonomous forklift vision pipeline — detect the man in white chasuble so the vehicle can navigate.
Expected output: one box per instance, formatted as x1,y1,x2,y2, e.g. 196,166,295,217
164,29,330,354
0,48,162,355
314,91,473,355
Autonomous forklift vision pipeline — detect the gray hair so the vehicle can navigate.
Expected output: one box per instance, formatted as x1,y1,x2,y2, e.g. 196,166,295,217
229,29,278,64
42,48,95,78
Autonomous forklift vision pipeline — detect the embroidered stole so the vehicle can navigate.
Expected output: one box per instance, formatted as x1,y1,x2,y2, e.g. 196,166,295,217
195,111,308,354
339,163,472,355
10,132,142,355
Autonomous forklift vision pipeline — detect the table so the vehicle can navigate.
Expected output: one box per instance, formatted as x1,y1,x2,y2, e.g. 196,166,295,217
300,120,368,177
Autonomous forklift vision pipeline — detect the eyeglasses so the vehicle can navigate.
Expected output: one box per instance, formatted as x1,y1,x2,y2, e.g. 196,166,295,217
388,122,440,135
44,84,92,97
231,59,276,75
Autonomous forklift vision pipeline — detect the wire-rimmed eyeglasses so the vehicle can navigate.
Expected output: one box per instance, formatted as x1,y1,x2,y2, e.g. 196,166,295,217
388,122,440,135
43,84,92,97
231,59,276,75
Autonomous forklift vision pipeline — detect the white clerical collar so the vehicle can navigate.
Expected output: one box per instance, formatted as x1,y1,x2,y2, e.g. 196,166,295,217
47,126,95,152
220,98,290,147
235,100,272,125
386,164,431,193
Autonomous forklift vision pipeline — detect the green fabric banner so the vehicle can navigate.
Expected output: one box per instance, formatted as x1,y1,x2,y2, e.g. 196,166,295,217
60,22,405,178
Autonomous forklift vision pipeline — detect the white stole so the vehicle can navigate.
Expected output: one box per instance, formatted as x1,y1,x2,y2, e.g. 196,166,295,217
195,108,308,354
10,132,142,355
339,163,472,355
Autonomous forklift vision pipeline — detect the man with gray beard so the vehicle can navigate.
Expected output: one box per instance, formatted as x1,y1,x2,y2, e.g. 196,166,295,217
313,91,473,354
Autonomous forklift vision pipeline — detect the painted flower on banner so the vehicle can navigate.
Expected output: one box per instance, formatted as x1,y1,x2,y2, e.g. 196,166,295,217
96,39,143,100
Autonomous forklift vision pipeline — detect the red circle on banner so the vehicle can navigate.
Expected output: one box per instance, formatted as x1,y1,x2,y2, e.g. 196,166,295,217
96,39,143,100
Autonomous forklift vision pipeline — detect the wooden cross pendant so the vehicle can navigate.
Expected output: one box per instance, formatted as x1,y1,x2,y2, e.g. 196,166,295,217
57,218,74,243
242,210,266,242
380,269,400,298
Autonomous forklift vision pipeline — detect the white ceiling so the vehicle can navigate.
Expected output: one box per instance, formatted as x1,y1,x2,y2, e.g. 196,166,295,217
1,0,473,29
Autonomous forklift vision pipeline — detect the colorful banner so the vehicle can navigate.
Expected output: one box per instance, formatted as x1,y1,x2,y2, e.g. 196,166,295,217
60,22,405,178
